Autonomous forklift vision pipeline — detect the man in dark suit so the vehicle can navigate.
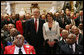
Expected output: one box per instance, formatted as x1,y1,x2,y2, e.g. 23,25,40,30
64,9,71,26
5,28,19,45
25,8,45,54
59,30,69,46
75,10,83,27
73,26,83,46
60,34,83,54
9,14,17,27
54,12,63,28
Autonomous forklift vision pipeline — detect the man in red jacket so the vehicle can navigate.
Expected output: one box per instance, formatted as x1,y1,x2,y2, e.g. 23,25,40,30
4,34,36,54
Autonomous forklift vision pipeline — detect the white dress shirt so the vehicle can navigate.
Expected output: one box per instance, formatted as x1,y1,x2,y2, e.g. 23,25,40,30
14,45,26,54
69,43,75,53
76,34,79,45
43,21,60,41
34,18,39,32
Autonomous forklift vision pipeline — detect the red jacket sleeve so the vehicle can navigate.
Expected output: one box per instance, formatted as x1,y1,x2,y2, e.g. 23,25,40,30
31,46,36,54
4,46,7,54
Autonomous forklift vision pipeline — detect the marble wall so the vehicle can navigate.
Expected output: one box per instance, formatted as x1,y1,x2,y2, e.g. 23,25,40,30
1,1,65,15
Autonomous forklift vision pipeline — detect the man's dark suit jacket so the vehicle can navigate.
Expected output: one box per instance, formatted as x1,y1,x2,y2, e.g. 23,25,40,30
64,15,71,26
59,42,83,54
78,33,83,46
25,18,45,47
58,39,66,47
75,16,83,27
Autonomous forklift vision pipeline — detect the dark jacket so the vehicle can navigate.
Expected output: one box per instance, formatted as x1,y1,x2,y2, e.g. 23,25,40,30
25,18,45,47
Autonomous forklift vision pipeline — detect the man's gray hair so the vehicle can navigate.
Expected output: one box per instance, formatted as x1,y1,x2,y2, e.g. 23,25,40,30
61,29,68,34
68,33,76,39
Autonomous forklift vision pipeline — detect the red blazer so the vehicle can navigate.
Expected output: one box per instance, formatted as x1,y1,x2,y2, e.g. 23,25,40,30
16,20,23,35
4,45,36,54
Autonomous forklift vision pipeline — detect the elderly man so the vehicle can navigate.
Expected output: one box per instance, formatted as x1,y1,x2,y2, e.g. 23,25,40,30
64,8,71,26
25,8,45,54
78,23,83,35
73,26,83,46
70,12,75,25
4,34,36,54
75,10,83,27
65,25,71,33
10,14,17,27
3,24,15,38
59,30,69,45
5,28,19,45
60,34,83,54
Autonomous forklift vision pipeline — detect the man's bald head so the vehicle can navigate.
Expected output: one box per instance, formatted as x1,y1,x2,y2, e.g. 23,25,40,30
14,34,24,47
66,33,76,44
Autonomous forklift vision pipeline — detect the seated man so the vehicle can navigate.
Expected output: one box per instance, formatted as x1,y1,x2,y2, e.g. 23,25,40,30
4,34,36,54
60,34,83,54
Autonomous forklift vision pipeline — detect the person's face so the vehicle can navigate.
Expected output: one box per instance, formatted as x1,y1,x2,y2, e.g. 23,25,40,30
73,28,79,35
62,32,68,39
76,13,79,17
79,24,83,30
56,13,59,17
70,13,74,18
47,14,53,22
66,36,76,44
65,26,70,30
10,29,17,36
15,35,24,47
66,11,70,16
4,25,8,30
25,14,31,19
8,24,14,31
41,15,46,20
33,9,40,19
79,11,83,16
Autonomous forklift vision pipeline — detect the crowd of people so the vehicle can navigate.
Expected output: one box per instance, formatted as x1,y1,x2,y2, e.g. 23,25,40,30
1,8,83,54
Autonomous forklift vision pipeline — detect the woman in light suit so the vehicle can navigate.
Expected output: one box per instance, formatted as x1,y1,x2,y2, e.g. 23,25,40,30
43,13,60,54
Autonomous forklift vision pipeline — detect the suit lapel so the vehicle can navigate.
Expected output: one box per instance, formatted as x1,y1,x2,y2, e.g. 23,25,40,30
24,45,30,54
32,19,36,33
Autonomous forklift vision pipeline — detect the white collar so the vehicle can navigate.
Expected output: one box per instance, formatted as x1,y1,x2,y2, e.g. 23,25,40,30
34,18,39,22
15,45,23,50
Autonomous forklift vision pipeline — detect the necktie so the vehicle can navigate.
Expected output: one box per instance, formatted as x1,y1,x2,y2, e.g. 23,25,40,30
19,48,23,54
35,19,37,32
